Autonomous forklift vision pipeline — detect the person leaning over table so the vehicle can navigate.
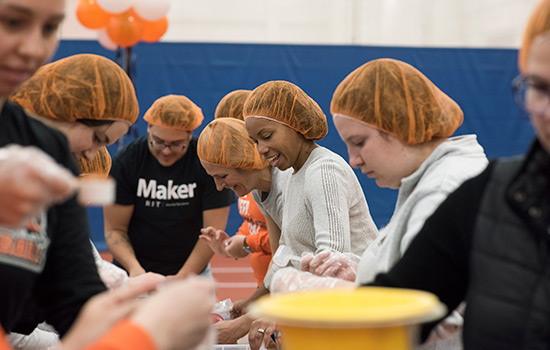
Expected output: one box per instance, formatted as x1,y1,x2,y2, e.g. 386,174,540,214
104,94,236,280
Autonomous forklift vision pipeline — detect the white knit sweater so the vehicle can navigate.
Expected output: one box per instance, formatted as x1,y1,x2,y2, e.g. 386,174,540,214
264,146,378,288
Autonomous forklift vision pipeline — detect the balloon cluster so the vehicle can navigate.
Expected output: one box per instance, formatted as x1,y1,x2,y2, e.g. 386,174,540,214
76,0,170,50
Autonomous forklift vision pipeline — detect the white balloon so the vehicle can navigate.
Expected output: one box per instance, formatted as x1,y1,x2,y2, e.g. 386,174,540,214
134,0,170,21
97,30,118,51
97,0,135,14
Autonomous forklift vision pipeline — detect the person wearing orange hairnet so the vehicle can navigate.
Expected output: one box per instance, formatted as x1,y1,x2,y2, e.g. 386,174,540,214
243,80,378,349
200,90,275,286
198,116,292,345
0,1,215,350
0,21,108,346
104,94,236,280
331,58,487,349
272,1,550,349
10,53,139,167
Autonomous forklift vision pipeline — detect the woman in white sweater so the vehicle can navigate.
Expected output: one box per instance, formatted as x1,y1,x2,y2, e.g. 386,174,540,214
243,80,379,349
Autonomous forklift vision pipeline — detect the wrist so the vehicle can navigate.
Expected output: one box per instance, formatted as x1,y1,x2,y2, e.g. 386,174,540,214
242,236,253,254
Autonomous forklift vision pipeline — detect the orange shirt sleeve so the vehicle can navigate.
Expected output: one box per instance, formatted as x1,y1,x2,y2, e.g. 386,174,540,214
236,218,249,237
237,194,271,255
0,328,11,350
246,229,271,255
83,320,156,350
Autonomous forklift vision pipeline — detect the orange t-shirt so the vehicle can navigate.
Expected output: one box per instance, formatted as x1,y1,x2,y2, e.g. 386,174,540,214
237,193,272,285
0,329,10,350
1,320,156,350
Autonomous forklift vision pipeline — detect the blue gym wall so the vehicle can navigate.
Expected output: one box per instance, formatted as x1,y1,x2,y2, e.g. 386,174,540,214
52,41,534,250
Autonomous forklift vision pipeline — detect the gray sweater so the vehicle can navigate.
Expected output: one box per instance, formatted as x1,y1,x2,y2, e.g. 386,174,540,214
265,146,378,288
356,135,488,284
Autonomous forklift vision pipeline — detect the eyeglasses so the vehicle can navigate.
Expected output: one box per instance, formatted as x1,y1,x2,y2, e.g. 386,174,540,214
149,137,187,153
512,75,550,116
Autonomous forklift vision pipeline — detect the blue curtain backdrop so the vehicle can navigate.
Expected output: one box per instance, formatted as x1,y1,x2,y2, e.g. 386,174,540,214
52,41,533,250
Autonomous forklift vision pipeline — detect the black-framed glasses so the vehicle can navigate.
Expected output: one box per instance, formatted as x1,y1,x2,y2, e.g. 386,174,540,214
512,75,550,116
149,137,187,153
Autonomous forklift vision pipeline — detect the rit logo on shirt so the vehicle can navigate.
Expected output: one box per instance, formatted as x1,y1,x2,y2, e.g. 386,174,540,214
239,199,250,217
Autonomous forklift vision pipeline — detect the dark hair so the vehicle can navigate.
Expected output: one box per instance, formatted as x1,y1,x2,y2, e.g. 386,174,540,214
77,119,115,127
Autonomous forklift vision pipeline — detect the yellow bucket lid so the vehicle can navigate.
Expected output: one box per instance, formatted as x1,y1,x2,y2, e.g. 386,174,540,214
250,287,447,328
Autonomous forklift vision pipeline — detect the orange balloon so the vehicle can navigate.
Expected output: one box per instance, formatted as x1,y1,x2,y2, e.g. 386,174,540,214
141,17,168,43
76,0,111,29
106,9,144,48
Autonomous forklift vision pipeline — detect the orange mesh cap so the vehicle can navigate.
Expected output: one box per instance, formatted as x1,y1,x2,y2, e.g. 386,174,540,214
77,146,112,178
10,54,139,125
331,58,463,145
143,94,204,131
198,118,269,170
519,0,550,73
214,90,252,120
243,81,328,140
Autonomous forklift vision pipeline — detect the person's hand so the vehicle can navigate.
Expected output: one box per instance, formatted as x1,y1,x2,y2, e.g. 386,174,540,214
213,316,251,344
128,266,147,278
271,267,356,294
224,235,248,259
127,272,166,290
0,145,76,227
61,277,161,350
230,299,249,319
165,275,182,282
301,251,359,281
200,226,231,257
131,276,215,350
248,318,277,350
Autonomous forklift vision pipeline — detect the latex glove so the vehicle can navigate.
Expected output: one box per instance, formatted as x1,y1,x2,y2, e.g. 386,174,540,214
199,227,231,258
301,250,360,282
96,259,129,290
271,267,356,295
0,145,76,227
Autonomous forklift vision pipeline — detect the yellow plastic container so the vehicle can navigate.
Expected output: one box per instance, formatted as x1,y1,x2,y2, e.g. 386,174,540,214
249,287,446,350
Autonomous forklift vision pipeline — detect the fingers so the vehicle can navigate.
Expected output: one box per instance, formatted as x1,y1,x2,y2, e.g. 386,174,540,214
308,251,331,272
215,229,230,240
109,277,161,303
300,253,314,271
248,320,276,350
200,227,216,237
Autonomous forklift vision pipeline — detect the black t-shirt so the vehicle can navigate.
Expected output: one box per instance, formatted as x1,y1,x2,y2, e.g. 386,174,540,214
110,135,236,275
0,102,106,335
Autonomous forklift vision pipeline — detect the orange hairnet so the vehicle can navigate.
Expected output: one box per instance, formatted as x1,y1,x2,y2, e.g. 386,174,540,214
243,81,328,140
331,58,463,145
77,146,112,179
198,118,269,170
10,54,139,124
214,90,252,120
519,0,550,73
143,95,204,131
